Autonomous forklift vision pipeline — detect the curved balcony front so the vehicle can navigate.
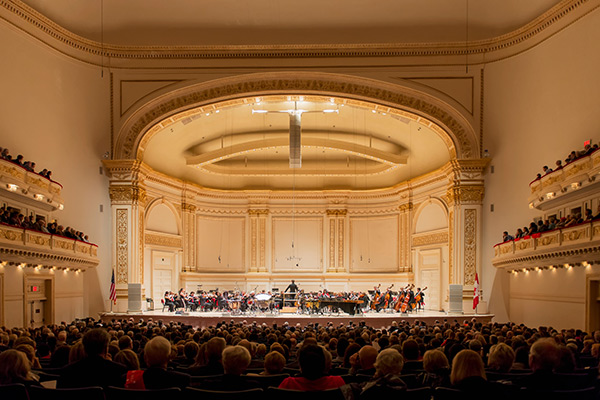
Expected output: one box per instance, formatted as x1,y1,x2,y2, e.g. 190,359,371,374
0,158,64,211
493,221,600,270
529,150,600,210
0,223,98,270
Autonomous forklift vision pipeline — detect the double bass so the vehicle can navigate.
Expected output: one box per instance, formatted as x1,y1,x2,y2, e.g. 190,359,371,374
370,284,382,310
394,284,410,311
400,284,415,313
382,284,394,309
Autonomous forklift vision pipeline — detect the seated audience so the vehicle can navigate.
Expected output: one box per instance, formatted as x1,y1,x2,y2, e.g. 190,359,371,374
451,349,496,398
57,328,127,388
487,343,515,373
356,348,407,398
0,349,42,387
200,345,258,391
114,349,140,371
502,231,514,242
188,336,226,376
418,349,450,388
125,336,190,389
279,344,345,391
261,350,286,375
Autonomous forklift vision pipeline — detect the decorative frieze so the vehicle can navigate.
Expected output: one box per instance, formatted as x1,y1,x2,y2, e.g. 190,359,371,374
412,232,449,247
145,233,182,248
326,209,347,216
446,185,485,206
116,208,128,284
463,209,477,285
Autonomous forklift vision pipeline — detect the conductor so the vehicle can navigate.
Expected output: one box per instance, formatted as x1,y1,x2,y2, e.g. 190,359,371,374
284,279,299,293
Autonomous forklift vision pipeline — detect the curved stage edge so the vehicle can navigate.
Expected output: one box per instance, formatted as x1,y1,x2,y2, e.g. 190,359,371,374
100,310,494,329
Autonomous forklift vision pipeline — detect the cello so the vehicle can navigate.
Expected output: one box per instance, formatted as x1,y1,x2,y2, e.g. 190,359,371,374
414,286,427,310
383,284,394,309
394,284,410,311
400,284,414,313
370,284,381,310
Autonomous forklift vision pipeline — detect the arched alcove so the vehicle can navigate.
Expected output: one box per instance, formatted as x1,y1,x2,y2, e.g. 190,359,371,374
414,200,449,234
145,200,180,235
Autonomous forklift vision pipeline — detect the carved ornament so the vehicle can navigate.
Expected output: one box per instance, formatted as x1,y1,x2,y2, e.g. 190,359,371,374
398,203,413,212
145,233,182,248
463,209,477,285
248,209,269,216
412,231,449,246
326,209,347,216
109,185,147,205
181,203,197,212
446,185,485,205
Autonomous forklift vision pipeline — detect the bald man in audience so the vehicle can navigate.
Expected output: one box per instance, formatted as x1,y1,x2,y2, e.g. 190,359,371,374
521,338,561,390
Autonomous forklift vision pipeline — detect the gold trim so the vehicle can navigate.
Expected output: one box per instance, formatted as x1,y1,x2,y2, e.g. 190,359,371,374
413,231,449,247
145,233,182,248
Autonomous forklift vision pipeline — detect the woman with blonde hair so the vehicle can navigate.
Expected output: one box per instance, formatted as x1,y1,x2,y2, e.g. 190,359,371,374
0,349,42,387
418,349,450,388
450,349,497,397
487,343,515,373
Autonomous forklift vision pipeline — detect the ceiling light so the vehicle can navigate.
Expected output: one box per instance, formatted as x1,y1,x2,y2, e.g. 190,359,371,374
34,194,44,201
7,184,18,192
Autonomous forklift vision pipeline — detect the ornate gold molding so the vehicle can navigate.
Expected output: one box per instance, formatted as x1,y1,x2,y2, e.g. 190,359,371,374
448,209,454,283
464,209,477,285
412,231,449,247
109,185,147,205
116,208,128,284
145,233,182,248
181,203,197,212
118,75,477,161
248,209,269,216
326,209,347,216
398,203,413,212
446,185,485,206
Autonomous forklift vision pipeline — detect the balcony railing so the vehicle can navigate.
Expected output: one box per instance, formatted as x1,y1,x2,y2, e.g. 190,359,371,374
0,158,64,211
492,220,600,270
0,223,98,270
529,150,600,210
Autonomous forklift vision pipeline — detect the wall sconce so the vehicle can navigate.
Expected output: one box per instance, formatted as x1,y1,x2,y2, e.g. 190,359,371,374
34,194,44,201
7,184,18,192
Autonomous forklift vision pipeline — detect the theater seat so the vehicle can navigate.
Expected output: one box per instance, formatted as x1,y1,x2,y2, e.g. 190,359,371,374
0,383,29,400
105,386,181,400
266,386,345,400
184,386,263,399
27,386,105,400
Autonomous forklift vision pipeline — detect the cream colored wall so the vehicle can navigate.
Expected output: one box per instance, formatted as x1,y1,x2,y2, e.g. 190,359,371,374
0,21,111,322
482,9,600,328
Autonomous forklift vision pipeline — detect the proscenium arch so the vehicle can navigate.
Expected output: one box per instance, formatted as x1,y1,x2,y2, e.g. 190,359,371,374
114,71,479,161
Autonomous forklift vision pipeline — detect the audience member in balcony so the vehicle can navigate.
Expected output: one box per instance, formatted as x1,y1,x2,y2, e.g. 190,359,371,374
584,208,593,221
502,231,514,242
528,222,538,234
547,216,557,230
593,205,600,220
556,217,567,229
34,218,50,234
537,220,549,233
542,165,552,175
534,173,542,181
0,147,9,160
14,154,24,166
522,226,530,237
555,160,563,170
514,228,524,239
565,151,577,164
22,215,35,229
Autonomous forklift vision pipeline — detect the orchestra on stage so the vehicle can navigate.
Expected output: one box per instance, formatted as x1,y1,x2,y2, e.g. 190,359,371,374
161,282,427,316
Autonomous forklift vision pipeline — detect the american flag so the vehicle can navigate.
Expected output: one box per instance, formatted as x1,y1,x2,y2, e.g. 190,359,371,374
109,269,117,305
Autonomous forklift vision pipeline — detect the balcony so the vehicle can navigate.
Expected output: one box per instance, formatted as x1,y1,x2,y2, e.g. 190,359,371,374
492,221,600,270
529,150,600,210
0,223,98,270
0,158,64,211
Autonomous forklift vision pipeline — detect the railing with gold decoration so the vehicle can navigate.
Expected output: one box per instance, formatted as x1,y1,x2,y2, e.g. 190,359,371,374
0,158,64,211
492,220,600,270
0,223,98,270
528,150,600,210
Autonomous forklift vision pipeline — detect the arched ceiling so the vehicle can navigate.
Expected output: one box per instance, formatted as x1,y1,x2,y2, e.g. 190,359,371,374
142,95,451,191
21,0,563,46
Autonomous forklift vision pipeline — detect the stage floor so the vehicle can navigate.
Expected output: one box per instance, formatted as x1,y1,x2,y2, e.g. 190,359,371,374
100,309,494,329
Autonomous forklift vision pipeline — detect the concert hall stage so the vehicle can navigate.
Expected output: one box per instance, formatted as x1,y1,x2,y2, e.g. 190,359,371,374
100,310,494,329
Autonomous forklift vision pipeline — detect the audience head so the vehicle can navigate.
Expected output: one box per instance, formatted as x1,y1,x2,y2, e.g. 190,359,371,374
358,345,378,370
82,328,110,357
263,350,286,374
203,336,226,364
423,349,449,373
0,349,32,384
450,349,486,385
114,349,140,370
144,336,172,368
222,345,251,375
402,339,420,361
529,338,559,372
299,344,327,380
487,343,515,372
374,348,404,378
